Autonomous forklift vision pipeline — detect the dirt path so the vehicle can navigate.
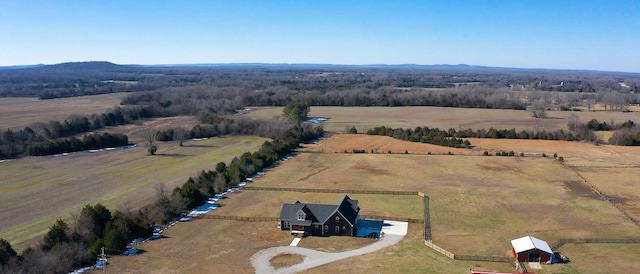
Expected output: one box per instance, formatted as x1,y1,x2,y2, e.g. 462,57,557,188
251,221,407,274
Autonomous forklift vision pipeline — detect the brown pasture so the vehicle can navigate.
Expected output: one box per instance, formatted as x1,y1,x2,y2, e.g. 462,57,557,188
92,133,640,273
4,98,640,273
242,106,640,136
211,190,423,220
0,93,126,130
96,219,292,273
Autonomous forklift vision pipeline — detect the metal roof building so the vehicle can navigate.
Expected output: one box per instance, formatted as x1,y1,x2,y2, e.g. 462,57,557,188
511,235,553,262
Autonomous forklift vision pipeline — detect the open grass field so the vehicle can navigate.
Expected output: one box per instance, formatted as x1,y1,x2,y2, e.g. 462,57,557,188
92,115,200,143
243,106,640,136
94,219,293,273
249,151,639,254
4,97,640,272
105,133,640,273
212,190,423,220
0,135,268,252
0,93,126,130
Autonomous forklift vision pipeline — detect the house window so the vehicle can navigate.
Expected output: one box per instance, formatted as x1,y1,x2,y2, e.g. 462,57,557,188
283,221,290,228
324,225,328,231
297,214,305,221
335,216,340,222
335,226,340,233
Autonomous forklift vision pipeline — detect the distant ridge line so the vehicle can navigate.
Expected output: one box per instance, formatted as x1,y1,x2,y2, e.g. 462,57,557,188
1,61,638,75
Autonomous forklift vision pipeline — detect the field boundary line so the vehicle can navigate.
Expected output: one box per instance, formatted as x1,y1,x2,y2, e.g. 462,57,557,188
196,215,280,222
424,240,454,259
243,186,418,195
566,165,640,229
550,237,640,249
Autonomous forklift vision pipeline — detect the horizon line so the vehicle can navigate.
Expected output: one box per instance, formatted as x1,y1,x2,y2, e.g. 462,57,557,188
1,61,639,75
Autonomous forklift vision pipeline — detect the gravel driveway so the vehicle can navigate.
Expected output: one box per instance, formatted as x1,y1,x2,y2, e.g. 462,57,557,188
251,221,408,274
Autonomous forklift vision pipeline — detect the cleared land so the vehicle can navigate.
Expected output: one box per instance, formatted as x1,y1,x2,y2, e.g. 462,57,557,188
0,135,268,252
249,150,639,255
5,100,640,273
105,134,640,273
211,191,423,221
243,106,640,135
0,93,126,130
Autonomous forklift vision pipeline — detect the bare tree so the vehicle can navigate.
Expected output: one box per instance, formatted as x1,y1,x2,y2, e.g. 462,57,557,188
143,126,158,155
532,118,544,133
530,100,548,119
173,127,188,147
567,114,581,131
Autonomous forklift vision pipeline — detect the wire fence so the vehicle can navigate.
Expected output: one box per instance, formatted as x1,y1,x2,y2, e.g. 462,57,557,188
196,215,279,222
243,186,418,195
551,237,640,249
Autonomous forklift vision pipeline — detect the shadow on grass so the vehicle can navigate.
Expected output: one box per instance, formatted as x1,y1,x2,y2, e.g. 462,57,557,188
153,153,188,157
182,144,217,148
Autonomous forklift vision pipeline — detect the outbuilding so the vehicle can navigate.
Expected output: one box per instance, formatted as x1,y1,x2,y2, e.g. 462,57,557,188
511,235,553,262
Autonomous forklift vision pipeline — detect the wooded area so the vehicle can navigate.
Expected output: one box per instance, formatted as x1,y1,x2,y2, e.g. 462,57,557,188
2,62,640,160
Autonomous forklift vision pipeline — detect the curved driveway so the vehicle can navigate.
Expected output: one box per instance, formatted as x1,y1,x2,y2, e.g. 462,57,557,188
251,221,408,274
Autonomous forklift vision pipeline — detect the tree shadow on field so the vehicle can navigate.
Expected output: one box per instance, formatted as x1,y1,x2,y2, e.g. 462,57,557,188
182,144,216,148
154,153,188,158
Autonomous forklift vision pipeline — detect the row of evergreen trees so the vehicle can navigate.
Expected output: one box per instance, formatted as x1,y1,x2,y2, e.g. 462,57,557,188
366,126,470,148
153,124,323,224
0,106,157,159
25,133,129,156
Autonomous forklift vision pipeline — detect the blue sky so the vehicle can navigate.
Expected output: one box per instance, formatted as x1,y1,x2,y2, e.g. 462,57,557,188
1,0,639,72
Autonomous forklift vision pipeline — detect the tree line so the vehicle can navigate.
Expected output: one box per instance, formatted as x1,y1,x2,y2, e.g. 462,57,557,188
0,106,156,159
0,204,152,273
25,133,129,156
366,126,470,148
0,122,324,273
152,124,323,223
364,119,640,146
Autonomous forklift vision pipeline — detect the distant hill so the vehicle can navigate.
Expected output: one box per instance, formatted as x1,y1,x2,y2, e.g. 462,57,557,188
1,61,638,75
35,61,129,71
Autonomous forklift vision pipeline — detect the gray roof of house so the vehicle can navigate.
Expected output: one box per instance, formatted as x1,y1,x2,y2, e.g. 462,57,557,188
279,195,360,225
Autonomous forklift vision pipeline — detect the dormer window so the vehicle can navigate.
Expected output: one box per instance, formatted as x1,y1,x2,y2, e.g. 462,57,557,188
297,213,305,220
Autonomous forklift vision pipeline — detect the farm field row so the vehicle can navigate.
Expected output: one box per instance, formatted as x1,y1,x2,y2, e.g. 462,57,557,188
242,106,640,133
0,136,268,252
0,93,126,130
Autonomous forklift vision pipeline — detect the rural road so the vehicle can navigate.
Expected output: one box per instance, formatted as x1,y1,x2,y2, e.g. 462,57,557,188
251,221,408,274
